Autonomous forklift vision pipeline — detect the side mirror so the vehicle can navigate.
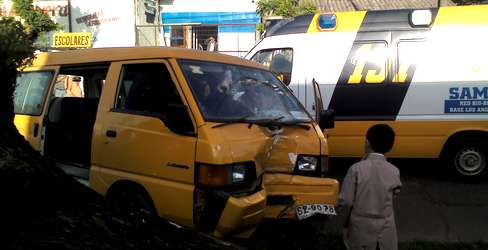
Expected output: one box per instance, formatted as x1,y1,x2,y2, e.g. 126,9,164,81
319,109,335,130
166,103,195,136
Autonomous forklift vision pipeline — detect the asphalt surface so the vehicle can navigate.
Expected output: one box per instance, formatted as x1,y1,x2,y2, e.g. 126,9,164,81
323,159,488,243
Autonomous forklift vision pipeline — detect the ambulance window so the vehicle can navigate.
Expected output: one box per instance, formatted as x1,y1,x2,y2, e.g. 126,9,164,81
250,48,293,85
396,41,425,83
14,71,53,115
116,63,180,116
344,42,388,84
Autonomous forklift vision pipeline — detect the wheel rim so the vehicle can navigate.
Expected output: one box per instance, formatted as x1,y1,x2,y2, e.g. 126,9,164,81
454,146,486,176
126,202,153,228
109,192,153,229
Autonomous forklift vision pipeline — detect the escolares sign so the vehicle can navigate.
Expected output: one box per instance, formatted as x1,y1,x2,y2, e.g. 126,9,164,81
53,32,92,48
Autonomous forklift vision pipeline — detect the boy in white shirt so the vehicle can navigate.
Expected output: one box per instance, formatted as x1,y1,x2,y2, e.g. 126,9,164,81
339,124,402,250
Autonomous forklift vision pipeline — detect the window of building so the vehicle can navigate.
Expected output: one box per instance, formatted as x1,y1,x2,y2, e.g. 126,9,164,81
170,26,186,47
192,26,218,51
250,48,293,85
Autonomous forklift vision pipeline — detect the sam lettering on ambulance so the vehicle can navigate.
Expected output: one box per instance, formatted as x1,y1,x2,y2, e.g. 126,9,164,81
53,32,92,48
445,87,488,113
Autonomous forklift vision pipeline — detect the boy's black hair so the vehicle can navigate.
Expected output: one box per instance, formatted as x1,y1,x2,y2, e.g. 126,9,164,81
366,124,395,154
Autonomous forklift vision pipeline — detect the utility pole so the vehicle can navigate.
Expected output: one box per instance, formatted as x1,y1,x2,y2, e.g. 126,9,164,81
438,0,442,7
67,0,72,32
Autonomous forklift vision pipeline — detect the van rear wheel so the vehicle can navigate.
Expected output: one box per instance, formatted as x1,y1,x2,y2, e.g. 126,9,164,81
444,138,487,180
106,188,157,231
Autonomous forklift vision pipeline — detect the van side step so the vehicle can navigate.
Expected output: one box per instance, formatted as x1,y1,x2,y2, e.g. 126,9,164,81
56,162,90,187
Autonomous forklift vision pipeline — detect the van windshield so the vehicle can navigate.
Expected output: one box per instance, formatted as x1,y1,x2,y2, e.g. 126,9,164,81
179,59,311,123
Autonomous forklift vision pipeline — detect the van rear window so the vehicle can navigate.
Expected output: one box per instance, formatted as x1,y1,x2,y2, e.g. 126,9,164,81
14,71,54,115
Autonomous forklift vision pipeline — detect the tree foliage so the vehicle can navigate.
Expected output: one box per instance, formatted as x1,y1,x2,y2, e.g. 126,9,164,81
11,0,57,38
257,0,316,18
0,0,56,126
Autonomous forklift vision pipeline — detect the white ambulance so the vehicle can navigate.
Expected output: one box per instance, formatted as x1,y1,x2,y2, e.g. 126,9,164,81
246,5,488,180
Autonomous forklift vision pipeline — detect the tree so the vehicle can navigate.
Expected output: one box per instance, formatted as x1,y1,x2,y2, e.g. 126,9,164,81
0,0,57,131
256,0,316,18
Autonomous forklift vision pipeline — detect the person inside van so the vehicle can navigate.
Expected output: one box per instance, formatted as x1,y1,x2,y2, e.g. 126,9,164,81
339,124,401,250
206,68,248,117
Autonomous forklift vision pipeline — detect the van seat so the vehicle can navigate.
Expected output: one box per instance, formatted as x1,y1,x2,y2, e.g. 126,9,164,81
46,97,99,165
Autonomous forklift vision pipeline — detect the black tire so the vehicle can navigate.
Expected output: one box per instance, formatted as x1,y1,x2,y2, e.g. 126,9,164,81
106,187,157,232
443,138,488,180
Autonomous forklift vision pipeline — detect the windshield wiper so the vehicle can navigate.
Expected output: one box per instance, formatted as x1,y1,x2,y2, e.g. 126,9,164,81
212,116,284,129
212,116,310,130
211,115,253,128
253,117,311,130
234,116,282,129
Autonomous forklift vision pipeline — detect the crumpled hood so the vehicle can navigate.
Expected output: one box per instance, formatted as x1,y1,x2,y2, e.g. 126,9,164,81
196,123,323,175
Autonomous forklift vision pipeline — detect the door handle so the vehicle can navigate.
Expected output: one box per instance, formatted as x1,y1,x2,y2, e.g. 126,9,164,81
167,162,189,169
106,130,117,138
33,123,39,137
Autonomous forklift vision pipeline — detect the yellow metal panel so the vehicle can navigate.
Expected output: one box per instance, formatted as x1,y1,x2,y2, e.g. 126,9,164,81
91,59,197,227
14,66,59,151
90,165,194,228
29,47,267,70
327,120,488,158
196,123,321,174
307,11,366,33
263,173,339,219
14,115,43,150
435,5,488,26
213,189,267,237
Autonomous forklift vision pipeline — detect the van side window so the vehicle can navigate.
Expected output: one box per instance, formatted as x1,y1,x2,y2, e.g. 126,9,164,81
395,41,425,84
342,42,388,84
14,71,53,115
250,48,293,85
53,75,85,98
116,63,179,116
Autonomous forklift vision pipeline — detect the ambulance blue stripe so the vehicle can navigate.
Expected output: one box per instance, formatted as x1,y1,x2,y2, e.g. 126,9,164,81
161,12,260,33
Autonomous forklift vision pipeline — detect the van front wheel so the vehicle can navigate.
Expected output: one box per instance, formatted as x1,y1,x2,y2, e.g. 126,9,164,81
444,138,487,180
106,188,157,231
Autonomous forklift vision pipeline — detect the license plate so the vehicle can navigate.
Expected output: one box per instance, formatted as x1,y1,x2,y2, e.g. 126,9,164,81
296,204,336,220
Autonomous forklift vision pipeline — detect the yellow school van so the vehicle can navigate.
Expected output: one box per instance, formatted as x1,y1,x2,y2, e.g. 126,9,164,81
13,47,338,237
246,5,488,180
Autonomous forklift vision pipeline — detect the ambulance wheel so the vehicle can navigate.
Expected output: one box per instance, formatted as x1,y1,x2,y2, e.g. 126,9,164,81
444,138,488,180
106,184,157,231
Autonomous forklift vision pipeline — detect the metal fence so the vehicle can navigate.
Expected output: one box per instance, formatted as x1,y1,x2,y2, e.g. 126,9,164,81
135,23,259,58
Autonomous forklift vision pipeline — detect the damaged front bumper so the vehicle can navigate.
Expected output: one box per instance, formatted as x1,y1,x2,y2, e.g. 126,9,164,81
263,173,339,219
196,187,267,238
213,189,267,237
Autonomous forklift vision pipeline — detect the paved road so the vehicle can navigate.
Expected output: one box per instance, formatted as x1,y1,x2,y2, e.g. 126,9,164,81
323,159,488,242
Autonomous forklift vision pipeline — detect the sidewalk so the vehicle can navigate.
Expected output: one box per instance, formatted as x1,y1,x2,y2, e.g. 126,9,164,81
322,174,488,242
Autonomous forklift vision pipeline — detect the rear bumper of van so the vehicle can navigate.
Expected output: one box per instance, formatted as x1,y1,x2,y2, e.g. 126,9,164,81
263,173,339,219
213,189,267,237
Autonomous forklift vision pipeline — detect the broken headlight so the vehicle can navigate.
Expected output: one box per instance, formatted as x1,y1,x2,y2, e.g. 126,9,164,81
296,155,318,172
294,155,328,176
